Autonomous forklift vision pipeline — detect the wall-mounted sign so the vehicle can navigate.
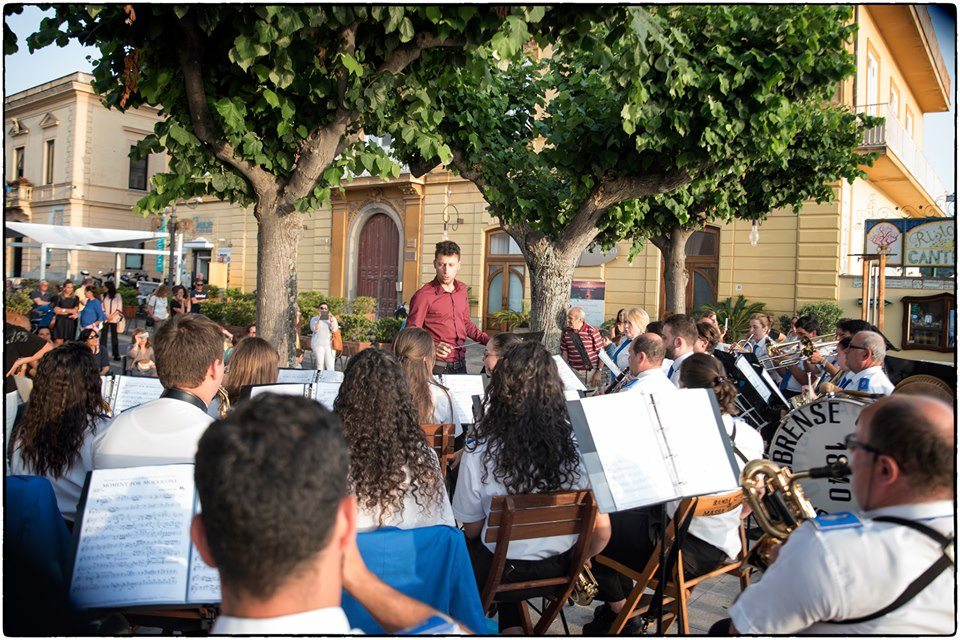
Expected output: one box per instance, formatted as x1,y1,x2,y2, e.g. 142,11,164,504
570,280,606,327
192,217,214,234
864,218,955,267
216,247,232,264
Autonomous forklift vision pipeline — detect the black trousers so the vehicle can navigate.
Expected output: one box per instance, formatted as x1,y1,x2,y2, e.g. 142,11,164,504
100,322,120,359
433,359,466,375
593,506,728,602
466,537,572,631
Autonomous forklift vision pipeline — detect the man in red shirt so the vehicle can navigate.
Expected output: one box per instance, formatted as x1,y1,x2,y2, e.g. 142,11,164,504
408,241,489,375
559,306,603,386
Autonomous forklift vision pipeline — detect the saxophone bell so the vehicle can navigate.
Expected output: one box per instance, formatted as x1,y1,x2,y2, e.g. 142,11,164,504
571,565,599,606
216,386,231,418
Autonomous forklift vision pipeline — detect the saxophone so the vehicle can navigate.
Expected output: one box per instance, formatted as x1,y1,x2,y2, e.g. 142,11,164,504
571,564,599,606
741,459,849,570
216,386,231,418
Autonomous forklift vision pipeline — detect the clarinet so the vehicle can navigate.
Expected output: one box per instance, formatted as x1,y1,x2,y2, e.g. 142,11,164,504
603,371,635,395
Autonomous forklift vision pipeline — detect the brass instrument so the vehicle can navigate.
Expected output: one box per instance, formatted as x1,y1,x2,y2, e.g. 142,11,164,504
818,381,884,401
757,337,839,371
571,565,599,606
216,386,231,418
741,458,850,570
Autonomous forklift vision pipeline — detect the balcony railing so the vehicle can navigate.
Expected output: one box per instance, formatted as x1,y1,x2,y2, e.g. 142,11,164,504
4,183,33,208
857,102,947,204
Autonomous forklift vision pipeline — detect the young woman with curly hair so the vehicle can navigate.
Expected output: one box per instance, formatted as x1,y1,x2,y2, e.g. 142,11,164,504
585,352,764,634
8,343,111,524
333,348,454,532
393,327,455,428
452,341,611,633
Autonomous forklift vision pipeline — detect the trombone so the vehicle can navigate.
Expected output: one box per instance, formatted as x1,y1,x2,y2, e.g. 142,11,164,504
756,337,839,371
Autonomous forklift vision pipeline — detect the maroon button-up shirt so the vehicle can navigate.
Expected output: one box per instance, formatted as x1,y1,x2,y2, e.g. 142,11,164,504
407,277,489,362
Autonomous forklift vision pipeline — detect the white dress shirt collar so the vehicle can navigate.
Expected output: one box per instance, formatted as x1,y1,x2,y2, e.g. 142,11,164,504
211,606,358,635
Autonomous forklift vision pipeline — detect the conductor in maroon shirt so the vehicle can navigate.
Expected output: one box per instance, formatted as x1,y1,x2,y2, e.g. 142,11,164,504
408,241,489,375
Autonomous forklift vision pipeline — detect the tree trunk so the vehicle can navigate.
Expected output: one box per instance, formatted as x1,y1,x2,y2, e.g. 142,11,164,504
652,226,695,317
517,230,592,353
256,200,304,366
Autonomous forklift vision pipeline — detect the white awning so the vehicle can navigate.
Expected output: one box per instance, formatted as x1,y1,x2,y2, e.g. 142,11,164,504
183,237,214,250
4,221,166,247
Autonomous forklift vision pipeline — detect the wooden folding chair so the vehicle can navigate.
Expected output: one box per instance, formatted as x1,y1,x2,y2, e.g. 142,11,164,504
421,423,456,479
480,491,598,635
123,606,219,634
595,490,750,635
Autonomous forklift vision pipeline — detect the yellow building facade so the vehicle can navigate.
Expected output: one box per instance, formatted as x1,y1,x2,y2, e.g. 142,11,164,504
6,8,953,363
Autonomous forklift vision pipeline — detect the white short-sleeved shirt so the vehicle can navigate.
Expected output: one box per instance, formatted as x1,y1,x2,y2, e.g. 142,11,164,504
452,440,590,560
93,397,214,469
665,351,693,386
429,382,456,429
356,452,456,532
729,500,955,634
784,349,827,393
621,368,677,395
9,417,109,522
147,295,169,321
213,607,360,634
668,415,764,560
611,338,633,372
845,365,895,396
310,315,339,347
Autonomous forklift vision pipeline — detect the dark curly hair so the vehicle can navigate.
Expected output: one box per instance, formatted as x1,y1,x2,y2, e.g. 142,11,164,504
333,348,445,526
470,341,581,494
9,343,109,477
679,353,740,416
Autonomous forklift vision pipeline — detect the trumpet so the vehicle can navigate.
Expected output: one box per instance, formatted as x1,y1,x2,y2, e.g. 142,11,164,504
741,458,850,570
756,337,839,371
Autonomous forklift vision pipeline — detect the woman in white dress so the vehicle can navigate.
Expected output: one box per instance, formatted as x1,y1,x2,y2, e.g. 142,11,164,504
309,302,339,371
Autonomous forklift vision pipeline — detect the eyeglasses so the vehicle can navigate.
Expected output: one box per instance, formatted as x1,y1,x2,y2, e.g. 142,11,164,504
846,344,869,352
843,433,884,456
88,334,99,340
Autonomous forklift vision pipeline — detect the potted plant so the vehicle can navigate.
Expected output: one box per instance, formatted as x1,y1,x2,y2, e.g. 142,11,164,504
490,304,530,332
351,296,377,321
374,317,403,352
119,285,139,319
340,313,374,356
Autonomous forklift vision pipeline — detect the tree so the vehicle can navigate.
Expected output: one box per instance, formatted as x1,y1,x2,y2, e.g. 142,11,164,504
387,5,863,350
20,5,558,362
641,101,880,315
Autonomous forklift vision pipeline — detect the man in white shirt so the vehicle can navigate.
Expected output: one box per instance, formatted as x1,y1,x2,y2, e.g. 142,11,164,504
662,314,698,386
93,313,223,469
717,395,955,635
842,330,895,396
779,314,826,399
193,394,459,634
619,333,676,394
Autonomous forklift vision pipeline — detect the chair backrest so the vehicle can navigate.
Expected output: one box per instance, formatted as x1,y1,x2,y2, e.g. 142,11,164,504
421,423,456,478
480,490,598,619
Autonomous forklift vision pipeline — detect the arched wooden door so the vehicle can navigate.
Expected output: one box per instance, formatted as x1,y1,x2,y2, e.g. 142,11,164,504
357,213,400,318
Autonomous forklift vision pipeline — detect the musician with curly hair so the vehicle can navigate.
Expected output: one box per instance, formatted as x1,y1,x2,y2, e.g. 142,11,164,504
452,341,611,633
8,343,111,523
333,348,454,532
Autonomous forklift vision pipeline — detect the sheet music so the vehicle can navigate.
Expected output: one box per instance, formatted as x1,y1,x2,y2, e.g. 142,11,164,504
758,367,789,406
735,356,772,403
316,370,344,383
186,494,221,603
70,465,196,608
564,389,584,402
435,374,485,424
649,390,739,497
276,368,318,384
597,349,621,377
553,355,587,391
576,394,676,511
112,376,164,414
248,383,311,399
310,381,342,411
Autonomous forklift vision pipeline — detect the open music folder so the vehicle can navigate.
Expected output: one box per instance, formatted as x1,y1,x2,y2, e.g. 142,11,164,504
276,368,344,384
100,375,164,416
567,389,740,514
241,381,341,410
69,465,220,609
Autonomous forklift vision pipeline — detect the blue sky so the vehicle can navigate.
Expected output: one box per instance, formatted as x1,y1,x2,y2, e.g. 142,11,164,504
4,5,956,190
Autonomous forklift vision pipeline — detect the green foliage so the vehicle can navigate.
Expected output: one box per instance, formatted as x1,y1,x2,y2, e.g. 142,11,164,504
224,288,255,302
340,313,375,342
797,302,844,335
205,284,221,299
298,291,347,319
374,317,403,344
17,278,41,292
4,289,33,316
698,296,767,342
491,304,530,331
777,314,794,336
203,299,256,326
118,285,139,307
350,296,377,316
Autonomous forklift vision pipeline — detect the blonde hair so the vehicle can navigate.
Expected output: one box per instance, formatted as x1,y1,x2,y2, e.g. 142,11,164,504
749,313,771,330
621,307,650,334
224,337,279,404
394,328,442,424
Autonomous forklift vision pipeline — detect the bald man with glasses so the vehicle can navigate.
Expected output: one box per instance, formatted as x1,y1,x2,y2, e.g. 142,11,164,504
714,395,954,635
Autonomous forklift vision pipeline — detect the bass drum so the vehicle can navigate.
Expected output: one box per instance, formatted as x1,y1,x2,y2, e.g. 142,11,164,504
766,396,869,515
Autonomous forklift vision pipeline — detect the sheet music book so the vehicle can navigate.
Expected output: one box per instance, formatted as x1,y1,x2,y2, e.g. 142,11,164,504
597,349,621,377
243,381,341,410
567,389,739,514
739,352,789,407
434,374,485,425
734,355,772,403
552,355,587,392
69,465,221,609
276,368,344,384
100,375,164,416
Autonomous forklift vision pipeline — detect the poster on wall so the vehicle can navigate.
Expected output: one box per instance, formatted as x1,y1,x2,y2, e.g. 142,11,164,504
570,281,606,328
216,248,232,263
863,218,955,267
